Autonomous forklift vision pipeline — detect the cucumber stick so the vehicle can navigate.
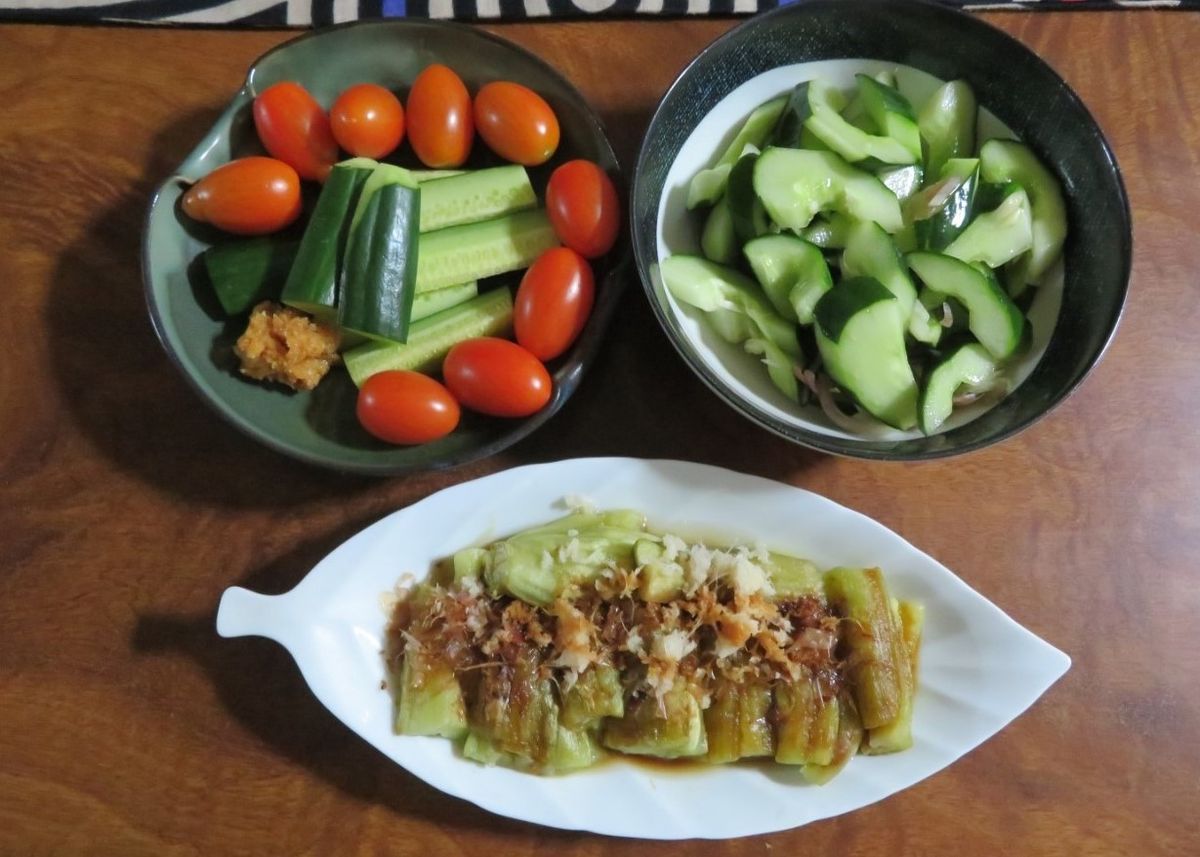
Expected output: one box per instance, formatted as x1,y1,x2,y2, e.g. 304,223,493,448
416,209,559,293
339,168,421,344
412,281,478,322
343,287,514,385
203,237,299,316
280,158,375,322
418,165,537,233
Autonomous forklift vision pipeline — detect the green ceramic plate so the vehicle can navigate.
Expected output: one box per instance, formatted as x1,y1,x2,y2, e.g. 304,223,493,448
144,20,625,476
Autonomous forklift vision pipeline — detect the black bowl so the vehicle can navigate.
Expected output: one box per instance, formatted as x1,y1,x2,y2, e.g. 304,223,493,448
631,0,1130,460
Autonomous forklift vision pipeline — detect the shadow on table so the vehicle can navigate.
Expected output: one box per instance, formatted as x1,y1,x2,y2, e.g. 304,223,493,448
130,522,581,842
44,107,374,509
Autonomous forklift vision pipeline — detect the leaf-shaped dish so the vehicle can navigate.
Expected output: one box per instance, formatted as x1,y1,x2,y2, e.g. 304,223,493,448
142,21,626,476
217,458,1069,839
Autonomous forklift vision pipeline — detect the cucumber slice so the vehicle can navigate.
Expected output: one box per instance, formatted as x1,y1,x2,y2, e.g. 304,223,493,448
707,307,756,344
727,151,770,243
919,342,998,435
343,287,514,385
418,165,537,233
855,74,922,162
877,164,923,202
754,147,903,234
814,277,918,430
339,182,422,344
688,97,787,209
979,139,1068,286
415,209,559,293
910,158,980,252
918,80,977,179
801,213,854,250
907,252,1026,360
203,237,298,317
661,255,801,360
743,234,831,324
700,196,738,265
280,159,374,322
744,337,800,402
798,79,917,166
841,220,940,345
944,186,1034,268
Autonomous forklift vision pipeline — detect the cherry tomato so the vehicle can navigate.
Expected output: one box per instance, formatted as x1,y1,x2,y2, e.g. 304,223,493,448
330,83,405,159
473,81,560,167
406,65,474,168
356,371,460,445
514,248,595,361
443,338,552,418
180,157,301,236
545,160,620,259
253,81,338,182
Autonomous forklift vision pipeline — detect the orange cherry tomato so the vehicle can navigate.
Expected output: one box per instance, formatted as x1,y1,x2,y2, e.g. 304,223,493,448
406,65,474,169
514,248,595,361
330,83,405,159
443,338,552,418
545,160,620,259
356,371,460,445
180,157,301,236
473,81,560,167
253,81,338,182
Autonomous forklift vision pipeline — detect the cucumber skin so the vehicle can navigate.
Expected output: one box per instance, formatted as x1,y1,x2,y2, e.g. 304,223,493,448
338,183,421,344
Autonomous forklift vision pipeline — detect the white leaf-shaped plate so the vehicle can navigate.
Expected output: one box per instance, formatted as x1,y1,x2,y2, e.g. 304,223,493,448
216,457,1069,839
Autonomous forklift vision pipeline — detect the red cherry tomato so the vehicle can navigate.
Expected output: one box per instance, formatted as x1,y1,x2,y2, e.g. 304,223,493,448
330,83,406,159
253,81,338,182
514,248,595,361
545,160,620,259
443,338,552,418
180,157,301,236
356,371,460,445
473,81,560,167
406,65,474,169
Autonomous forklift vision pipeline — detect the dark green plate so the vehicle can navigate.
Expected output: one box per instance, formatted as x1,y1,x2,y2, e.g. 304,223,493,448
631,0,1131,461
144,20,625,476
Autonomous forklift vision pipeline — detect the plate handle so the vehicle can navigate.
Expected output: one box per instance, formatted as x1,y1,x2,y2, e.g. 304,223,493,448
216,587,294,641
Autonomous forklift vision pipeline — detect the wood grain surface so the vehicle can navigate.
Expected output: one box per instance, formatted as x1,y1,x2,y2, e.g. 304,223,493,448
1,12,1198,856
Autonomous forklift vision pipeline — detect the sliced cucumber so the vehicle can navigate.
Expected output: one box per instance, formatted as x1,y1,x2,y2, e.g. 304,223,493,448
280,159,374,322
700,196,738,265
708,307,756,344
841,220,940,345
744,337,800,402
800,79,917,166
418,165,537,233
770,80,838,149
919,343,998,435
814,277,918,430
855,74,922,162
727,151,771,243
339,179,421,344
979,139,1068,286
688,97,787,209
754,147,903,234
877,164,923,202
415,209,559,293
203,237,298,317
907,252,1026,360
343,287,514,385
944,186,1033,268
910,158,980,252
918,80,977,179
801,213,854,249
661,255,801,360
743,234,831,324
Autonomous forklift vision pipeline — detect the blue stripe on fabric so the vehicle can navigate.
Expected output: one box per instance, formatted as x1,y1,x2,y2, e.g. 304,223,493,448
382,0,406,15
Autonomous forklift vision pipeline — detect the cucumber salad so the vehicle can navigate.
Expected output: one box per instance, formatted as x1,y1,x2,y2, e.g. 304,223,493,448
659,63,1067,436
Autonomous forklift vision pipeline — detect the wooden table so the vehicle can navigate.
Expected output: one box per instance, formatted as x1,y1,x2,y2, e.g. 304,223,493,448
1,11,1197,855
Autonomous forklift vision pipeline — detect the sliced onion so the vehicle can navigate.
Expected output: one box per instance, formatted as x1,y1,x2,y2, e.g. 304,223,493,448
904,175,965,222
814,374,897,438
